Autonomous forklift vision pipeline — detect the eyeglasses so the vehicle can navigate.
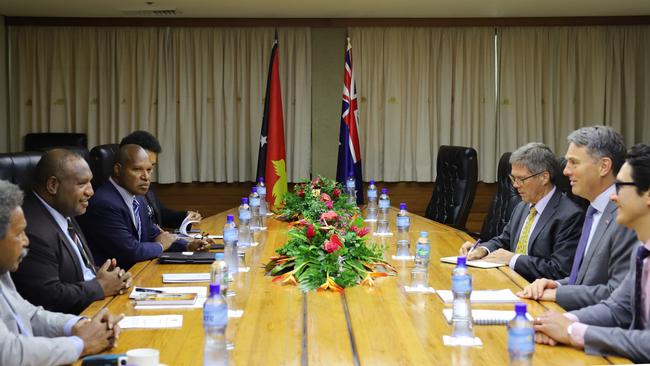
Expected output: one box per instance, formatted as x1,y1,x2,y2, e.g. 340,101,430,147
509,171,544,185
614,180,636,194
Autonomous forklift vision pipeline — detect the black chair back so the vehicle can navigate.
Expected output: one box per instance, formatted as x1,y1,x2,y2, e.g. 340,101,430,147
556,157,590,210
24,133,88,151
425,145,478,230
479,152,522,241
0,152,43,192
89,144,119,189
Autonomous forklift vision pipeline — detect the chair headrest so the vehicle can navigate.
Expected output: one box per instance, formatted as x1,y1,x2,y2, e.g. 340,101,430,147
0,152,43,192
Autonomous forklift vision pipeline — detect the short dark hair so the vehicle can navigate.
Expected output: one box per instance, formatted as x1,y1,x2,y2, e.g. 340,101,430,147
120,130,162,154
33,148,84,189
625,143,650,194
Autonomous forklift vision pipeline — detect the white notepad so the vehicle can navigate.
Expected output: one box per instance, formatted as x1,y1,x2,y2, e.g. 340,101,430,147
436,289,519,304
162,273,211,283
440,256,506,269
119,315,183,329
442,309,532,325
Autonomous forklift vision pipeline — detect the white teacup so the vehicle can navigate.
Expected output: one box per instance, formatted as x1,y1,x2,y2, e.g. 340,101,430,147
126,348,160,366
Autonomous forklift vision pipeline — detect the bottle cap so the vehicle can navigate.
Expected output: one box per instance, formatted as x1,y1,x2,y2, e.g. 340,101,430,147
381,188,388,194
419,231,428,238
242,197,248,204
514,302,527,315
457,256,467,266
251,187,257,193
226,214,234,222
214,252,225,260
400,203,407,210
258,177,264,183
209,283,221,296
369,179,375,185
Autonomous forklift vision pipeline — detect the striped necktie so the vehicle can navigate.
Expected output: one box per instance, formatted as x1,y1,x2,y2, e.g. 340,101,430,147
515,206,537,255
67,218,96,274
634,245,650,329
133,198,142,241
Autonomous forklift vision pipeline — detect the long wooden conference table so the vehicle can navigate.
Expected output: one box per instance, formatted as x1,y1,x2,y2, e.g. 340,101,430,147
77,208,631,365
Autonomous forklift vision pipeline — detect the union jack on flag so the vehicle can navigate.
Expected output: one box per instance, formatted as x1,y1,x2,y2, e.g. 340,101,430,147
336,37,364,204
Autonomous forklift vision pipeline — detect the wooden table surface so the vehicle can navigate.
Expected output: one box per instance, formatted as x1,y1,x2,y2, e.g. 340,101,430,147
76,208,631,365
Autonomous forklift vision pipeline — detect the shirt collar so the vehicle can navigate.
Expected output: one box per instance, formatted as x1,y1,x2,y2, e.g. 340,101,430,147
590,184,616,214
109,176,136,204
33,192,69,234
532,186,556,215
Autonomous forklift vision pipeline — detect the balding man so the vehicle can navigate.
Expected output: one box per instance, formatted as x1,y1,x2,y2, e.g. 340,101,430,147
78,145,210,270
11,149,131,314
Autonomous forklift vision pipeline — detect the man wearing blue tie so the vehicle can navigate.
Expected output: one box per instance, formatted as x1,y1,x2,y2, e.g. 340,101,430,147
77,144,210,270
518,126,637,310
534,143,650,363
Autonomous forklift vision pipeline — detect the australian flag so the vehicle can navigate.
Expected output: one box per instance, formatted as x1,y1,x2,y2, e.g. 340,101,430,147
336,37,364,204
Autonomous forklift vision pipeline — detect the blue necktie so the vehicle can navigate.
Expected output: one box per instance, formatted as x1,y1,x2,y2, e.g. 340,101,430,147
634,245,650,329
568,205,597,285
133,198,142,241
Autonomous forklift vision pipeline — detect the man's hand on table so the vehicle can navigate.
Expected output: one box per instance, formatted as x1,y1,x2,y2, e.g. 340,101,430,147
187,237,213,251
533,311,574,346
517,278,557,301
96,258,132,296
73,308,124,356
459,241,488,261
482,249,515,264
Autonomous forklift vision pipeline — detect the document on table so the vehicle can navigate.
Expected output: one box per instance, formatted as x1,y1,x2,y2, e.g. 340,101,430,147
440,256,506,269
162,273,211,283
132,286,208,310
442,309,532,325
119,315,183,329
436,289,519,304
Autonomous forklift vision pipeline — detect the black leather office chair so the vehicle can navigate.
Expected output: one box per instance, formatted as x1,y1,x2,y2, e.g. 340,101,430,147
89,144,119,189
477,152,522,241
0,152,43,192
425,145,478,230
556,157,590,210
24,133,88,152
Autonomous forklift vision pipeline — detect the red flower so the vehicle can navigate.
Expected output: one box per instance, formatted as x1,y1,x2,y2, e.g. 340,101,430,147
325,200,333,209
323,234,343,253
306,225,316,240
332,188,341,198
357,227,370,237
321,193,332,202
298,190,305,198
321,210,338,222
312,177,322,187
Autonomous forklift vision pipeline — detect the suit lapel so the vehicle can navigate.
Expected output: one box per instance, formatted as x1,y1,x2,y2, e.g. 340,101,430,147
510,204,528,251
576,201,617,284
108,183,140,237
526,190,561,251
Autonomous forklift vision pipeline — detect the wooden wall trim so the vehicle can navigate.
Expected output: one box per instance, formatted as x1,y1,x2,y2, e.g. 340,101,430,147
6,16,650,28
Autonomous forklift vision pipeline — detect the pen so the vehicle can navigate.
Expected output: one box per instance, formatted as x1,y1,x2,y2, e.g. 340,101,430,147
468,239,482,255
134,287,164,293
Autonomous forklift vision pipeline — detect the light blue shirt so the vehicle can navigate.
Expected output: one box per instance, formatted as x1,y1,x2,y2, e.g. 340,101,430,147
582,184,616,258
34,193,95,281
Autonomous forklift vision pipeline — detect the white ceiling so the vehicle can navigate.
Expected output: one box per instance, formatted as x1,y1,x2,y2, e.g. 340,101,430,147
0,0,650,18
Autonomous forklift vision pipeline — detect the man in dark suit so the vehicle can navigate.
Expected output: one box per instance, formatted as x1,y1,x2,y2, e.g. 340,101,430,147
534,143,650,363
11,149,132,314
120,130,202,229
518,126,637,310
0,179,123,365
78,144,210,270
460,142,584,282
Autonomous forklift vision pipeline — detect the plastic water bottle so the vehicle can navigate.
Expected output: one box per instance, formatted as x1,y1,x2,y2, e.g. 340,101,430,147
346,172,356,205
211,253,228,295
256,178,268,229
396,203,411,257
223,215,239,278
451,256,473,338
377,188,390,233
508,303,534,366
366,180,378,221
238,198,252,248
203,283,228,366
411,231,430,287
249,187,261,232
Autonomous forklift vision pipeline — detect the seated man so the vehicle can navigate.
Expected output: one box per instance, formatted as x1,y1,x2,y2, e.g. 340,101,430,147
0,179,123,365
460,142,583,282
78,144,210,270
534,144,650,363
518,126,637,310
120,130,202,229
11,149,132,314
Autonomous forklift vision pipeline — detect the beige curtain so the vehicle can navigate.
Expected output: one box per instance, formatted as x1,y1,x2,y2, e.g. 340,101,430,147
8,26,311,183
350,27,497,182
497,26,650,157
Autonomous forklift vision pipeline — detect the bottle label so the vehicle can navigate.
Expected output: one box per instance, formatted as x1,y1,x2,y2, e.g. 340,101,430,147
257,186,266,196
367,189,377,198
452,274,472,293
203,302,228,328
239,209,251,220
250,198,261,207
397,216,410,228
415,243,430,259
508,327,534,354
379,199,390,209
224,227,238,242
346,180,356,189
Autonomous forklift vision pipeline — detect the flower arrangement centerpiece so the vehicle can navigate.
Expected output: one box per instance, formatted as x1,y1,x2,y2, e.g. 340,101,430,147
267,176,396,292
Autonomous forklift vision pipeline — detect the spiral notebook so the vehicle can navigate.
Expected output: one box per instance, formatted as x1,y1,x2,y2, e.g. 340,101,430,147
442,309,532,325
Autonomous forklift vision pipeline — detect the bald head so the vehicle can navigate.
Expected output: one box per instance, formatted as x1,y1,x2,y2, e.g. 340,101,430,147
34,149,94,217
113,144,152,196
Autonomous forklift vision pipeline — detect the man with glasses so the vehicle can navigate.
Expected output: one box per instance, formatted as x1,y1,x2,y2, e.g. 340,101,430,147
518,126,637,310
533,143,650,363
460,142,584,282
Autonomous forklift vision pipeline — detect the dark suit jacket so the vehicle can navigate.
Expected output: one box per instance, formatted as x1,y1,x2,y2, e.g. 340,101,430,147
11,192,104,315
483,188,584,282
77,181,186,270
145,187,187,229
